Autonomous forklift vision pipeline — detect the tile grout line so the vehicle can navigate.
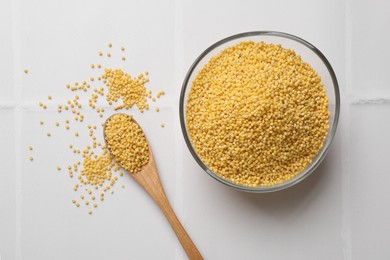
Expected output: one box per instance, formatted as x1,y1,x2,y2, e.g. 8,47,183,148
11,0,22,258
342,0,352,259
173,0,185,259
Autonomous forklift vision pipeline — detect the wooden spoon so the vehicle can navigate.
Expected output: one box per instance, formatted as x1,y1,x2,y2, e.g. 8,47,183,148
104,114,203,260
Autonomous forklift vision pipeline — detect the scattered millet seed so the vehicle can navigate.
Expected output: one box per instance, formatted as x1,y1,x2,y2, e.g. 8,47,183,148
155,107,159,112
29,156,33,161
76,203,80,207
160,123,165,128
121,46,125,51
28,146,33,151
105,114,149,173
121,56,125,61
156,91,165,98
78,153,115,186
108,43,112,48
85,201,89,205
57,166,61,171
72,199,76,204
32,43,165,214
102,68,150,111
186,41,329,187
93,203,97,208
88,210,92,215
24,69,28,74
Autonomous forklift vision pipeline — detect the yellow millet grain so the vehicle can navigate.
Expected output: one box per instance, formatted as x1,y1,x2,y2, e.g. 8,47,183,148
186,41,329,187
101,68,149,112
105,114,149,173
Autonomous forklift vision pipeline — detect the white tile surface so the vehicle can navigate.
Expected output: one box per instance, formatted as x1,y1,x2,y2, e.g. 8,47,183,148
0,0,14,103
19,87,177,259
0,110,16,260
19,0,175,104
1,0,390,259
350,0,390,97
349,104,390,260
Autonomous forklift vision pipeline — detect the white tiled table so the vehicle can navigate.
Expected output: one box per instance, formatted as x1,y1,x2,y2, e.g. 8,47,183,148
1,0,389,259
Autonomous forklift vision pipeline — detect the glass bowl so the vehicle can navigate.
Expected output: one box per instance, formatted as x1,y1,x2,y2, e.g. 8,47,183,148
179,31,340,193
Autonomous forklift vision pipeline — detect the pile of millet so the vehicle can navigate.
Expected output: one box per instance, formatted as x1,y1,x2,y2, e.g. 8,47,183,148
105,114,150,174
186,41,329,187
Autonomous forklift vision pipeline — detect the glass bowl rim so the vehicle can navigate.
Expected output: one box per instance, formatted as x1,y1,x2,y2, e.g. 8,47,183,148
179,31,340,193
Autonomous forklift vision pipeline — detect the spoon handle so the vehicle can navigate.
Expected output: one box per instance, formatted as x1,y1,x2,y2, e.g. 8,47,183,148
156,188,203,260
132,165,203,260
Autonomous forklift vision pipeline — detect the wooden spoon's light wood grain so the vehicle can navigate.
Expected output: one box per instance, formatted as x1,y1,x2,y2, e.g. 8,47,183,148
104,114,203,260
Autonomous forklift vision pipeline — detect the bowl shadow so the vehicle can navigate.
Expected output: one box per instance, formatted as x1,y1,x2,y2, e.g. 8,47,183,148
225,154,334,219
